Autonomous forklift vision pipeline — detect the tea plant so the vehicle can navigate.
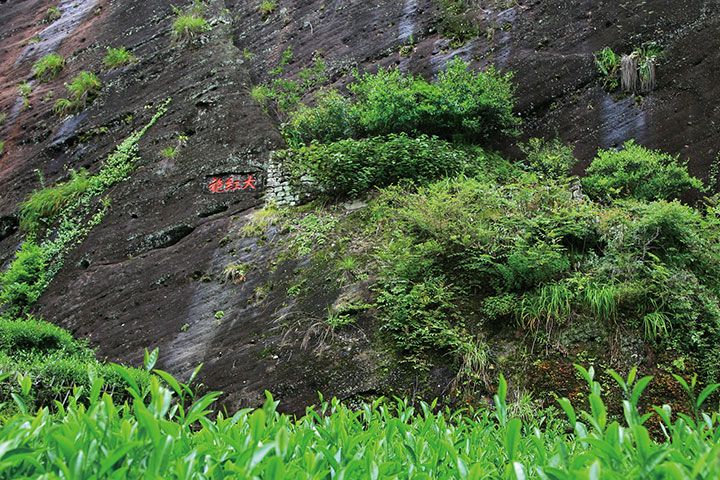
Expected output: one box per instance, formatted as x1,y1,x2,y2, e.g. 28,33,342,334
284,58,519,147
1,359,719,478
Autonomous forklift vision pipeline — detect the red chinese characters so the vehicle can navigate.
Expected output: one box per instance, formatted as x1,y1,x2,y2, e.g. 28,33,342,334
207,174,257,193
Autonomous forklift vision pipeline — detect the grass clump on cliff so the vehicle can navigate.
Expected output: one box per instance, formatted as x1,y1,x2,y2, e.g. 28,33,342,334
437,0,481,46
103,46,137,69
283,58,519,147
19,169,92,234
258,0,277,17
53,71,102,116
172,2,211,40
32,53,65,82
43,6,61,23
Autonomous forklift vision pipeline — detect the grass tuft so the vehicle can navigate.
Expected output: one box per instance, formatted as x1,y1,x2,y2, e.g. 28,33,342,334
32,53,65,82
103,47,136,69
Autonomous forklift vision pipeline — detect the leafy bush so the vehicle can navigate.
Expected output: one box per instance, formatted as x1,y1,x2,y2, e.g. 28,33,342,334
0,242,47,316
364,168,720,377
251,53,327,118
583,140,703,201
0,140,4,156
32,53,65,82
519,137,577,179
0,316,84,357
281,133,489,197
103,47,136,69
19,169,92,234
284,58,519,146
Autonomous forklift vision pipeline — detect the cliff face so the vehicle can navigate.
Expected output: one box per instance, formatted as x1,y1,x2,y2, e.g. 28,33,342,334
1,0,718,412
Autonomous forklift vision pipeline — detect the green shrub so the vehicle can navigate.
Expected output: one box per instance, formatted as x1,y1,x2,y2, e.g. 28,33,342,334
19,169,92,234
0,316,84,356
583,140,703,201
32,53,65,82
362,168,720,377
519,137,576,179
251,53,326,117
284,58,519,146
0,140,4,156
283,90,352,146
377,276,470,369
103,47,136,69
282,133,489,197
0,242,47,315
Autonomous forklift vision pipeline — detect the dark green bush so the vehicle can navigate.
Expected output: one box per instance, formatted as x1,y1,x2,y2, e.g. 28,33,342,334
583,140,703,202
0,316,84,356
281,133,490,197
284,58,519,147
519,137,577,179
0,242,47,316
377,277,468,368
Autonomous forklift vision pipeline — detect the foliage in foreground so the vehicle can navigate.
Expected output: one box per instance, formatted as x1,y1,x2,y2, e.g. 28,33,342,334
0,316,149,413
1,359,719,478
